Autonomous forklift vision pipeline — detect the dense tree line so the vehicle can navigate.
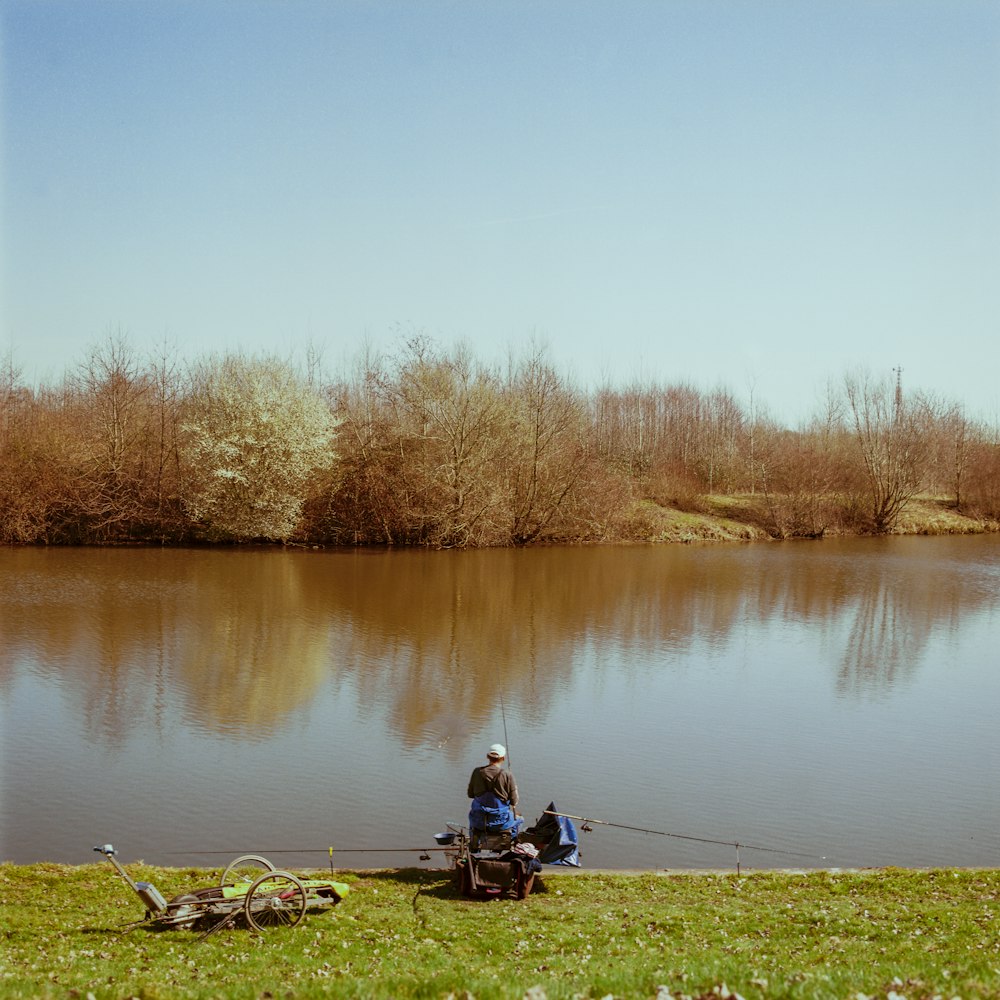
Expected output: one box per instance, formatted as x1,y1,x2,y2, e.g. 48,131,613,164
2,336,998,546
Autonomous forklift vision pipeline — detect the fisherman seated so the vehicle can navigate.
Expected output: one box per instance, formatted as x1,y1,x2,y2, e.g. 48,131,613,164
468,791,524,851
467,743,522,851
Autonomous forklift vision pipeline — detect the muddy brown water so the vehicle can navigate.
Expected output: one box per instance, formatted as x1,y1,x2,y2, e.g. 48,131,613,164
2,535,998,871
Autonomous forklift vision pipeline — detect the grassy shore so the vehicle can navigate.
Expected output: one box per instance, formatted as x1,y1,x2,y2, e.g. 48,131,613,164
629,494,1000,544
1,863,998,999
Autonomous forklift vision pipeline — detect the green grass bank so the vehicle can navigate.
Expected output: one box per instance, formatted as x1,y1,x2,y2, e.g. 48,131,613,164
2,863,998,1000
626,495,1000,544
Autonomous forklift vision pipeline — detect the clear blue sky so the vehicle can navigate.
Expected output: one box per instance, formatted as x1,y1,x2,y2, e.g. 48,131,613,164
2,0,998,424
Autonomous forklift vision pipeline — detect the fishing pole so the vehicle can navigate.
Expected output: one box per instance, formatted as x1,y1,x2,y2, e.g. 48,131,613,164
498,685,511,770
545,810,827,875
164,847,454,856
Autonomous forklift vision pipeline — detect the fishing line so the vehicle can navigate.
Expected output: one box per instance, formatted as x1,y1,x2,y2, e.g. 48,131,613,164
545,810,827,874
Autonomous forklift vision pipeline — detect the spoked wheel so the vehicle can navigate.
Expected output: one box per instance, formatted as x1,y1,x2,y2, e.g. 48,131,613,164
221,854,276,887
244,871,307,931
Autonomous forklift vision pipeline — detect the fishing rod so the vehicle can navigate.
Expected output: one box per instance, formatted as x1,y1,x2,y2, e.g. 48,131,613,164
165,847,455,856
545,810,827,875
164,845,459,870
498,684,511,770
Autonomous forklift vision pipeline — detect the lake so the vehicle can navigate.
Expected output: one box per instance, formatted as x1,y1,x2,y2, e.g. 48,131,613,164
1,536,998,872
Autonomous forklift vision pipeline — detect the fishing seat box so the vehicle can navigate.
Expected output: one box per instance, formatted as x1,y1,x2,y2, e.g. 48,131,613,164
469,830,514,852
458,852,536,900
469,857,519,891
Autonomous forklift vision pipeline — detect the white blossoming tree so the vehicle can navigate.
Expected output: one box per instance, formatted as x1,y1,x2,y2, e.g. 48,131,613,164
181,354,338,540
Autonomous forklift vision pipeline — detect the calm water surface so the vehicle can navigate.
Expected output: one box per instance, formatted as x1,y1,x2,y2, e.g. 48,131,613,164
1,537,998,871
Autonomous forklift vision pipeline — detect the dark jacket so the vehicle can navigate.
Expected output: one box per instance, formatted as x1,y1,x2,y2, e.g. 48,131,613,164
467,762,519,809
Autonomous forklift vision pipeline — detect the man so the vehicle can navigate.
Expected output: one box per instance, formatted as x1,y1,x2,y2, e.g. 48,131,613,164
467,743,520,834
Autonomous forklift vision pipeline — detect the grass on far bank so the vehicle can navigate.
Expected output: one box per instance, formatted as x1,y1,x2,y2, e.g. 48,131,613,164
622,493,999,544
1,862,998,1000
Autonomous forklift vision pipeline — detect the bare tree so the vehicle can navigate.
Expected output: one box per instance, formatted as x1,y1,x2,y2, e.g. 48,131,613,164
387,338,509,547
695,388,747,493
0,350,32,541
591,379,714,499
844,369,931,533
0,349,24,432
0,375,92,543
963,419,1000,518
72,331,151,539
933,403,973,510
145,337,185,537
504,347,588,544
319,342,413,544
756,423,853,537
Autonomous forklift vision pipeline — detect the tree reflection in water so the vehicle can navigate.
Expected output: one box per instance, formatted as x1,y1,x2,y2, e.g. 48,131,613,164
1,536,998,867
1,539,997,744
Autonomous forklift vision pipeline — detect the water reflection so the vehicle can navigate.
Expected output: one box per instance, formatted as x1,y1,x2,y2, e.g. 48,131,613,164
2,539,999,750
0,551,334,743
172,555,332,737
2,536,999,868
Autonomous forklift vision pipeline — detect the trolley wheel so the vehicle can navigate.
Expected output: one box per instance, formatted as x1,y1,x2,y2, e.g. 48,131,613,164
165,893,202,930
221,854,276,887
244,871,307,931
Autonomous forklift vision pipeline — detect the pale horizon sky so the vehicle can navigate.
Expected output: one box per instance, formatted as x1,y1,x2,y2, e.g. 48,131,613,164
2,0,998,425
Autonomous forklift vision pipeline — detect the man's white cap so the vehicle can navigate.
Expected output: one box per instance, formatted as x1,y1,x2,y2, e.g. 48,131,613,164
487,744,506,759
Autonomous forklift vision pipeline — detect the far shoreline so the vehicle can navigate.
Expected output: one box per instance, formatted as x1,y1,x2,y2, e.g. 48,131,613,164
4,493,998,549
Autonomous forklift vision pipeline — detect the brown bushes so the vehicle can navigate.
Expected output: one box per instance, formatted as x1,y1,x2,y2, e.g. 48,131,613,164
2,341,998,546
